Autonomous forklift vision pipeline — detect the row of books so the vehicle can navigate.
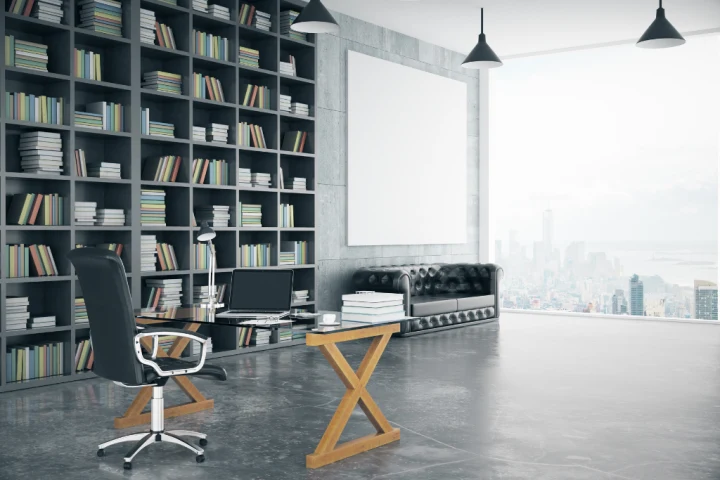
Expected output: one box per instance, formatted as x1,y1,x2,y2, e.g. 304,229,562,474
145,278,182,308
143,71,182,95
195,205,230,228
7,193,65,226
192,158,229,185
239,243,270,267
193,30,229,61
141,235,157,271
239,327,271,347
19,131,63,175
192,284,227,305
241,84,270,109
238,122,268,148
239,203,262,227
75,101,124,132
141,107,175,137
75,339,94,372
280,55,297,76
75,297,88,324
341,292,405,323
141,189,166,226
8,0,64,23
79,0,122,37
6,342,65,383
279,240,309,266
73,48,102,80
4,36,48,72
144,155,182,183
155,21,177,49
238,4,271,31
281,131,309,153
238,46,260,69
75,243,123,257
6,92,64,125
193,73,225,101
191,243,213,269
156,243,180,271
279,203,295,228
5,244,59,277
281,10,307,43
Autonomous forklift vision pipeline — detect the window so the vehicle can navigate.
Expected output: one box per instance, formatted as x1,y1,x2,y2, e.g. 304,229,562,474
489,34,719,319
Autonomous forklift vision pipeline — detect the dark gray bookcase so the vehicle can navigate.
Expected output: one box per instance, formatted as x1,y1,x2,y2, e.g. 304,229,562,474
0,0,316,393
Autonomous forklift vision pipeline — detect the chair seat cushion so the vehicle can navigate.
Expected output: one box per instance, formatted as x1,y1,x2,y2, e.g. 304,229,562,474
410,296,459,316
456,295,495,311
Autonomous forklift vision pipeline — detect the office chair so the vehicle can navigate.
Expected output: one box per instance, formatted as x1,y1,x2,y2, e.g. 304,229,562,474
67,248,228,470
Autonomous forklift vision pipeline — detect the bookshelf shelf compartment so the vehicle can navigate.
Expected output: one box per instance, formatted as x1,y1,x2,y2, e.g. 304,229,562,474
4,126,72,176
142,0,191,14
75,182,132,227
5,13,70,33
74,133,132,180
279,193,314,228
5,281,72,330
237,231,277,267
141,184,190,227
75,231,132,272
5,22,71,77
74,35,133,86
4,230,71,277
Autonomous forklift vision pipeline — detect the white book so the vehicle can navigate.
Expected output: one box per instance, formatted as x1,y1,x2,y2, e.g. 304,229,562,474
341,312,406,323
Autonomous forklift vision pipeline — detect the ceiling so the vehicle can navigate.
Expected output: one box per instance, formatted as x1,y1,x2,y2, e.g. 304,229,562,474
321,0,720,57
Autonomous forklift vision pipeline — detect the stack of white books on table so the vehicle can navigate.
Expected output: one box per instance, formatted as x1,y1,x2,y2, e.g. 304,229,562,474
141,234,158,271
87,162,121,179
193,126,206,142
290,102,309,116
252,10,271,31
250,329,272,346
19,131,63,175
195,205,231,228
207,123,229,144
292,290,309,304
6,297,30,332
96,208,125,226
285,177,306,191
32,0,65,24
140,8,156,45
341,292,406,323
74,201,97,226
208,4,229,20
28,315,56,330
192,0,208,13
146,278,183,307
238,167,252,187
279,60,295,76
279,94,292,113
251,172,271,187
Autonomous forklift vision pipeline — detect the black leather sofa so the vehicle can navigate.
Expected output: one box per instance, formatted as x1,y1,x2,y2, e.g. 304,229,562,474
352,263,504,336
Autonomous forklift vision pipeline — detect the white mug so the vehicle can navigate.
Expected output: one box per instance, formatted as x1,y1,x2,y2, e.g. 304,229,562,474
322,313,336,324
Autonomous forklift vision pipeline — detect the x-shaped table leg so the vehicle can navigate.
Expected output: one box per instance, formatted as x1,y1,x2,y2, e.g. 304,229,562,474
306,326,400,468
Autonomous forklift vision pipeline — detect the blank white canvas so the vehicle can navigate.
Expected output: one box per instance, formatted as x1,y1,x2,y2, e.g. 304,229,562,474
347,51,467,246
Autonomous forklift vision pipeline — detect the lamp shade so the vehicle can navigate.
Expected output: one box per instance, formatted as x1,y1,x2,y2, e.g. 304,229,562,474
462,33,503,69
291,0,339,34
197,221,216,242
636,6,686,48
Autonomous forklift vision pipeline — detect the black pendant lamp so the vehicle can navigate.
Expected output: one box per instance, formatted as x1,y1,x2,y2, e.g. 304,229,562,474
636,0,685,49
291,0,339,34
462,8,503,69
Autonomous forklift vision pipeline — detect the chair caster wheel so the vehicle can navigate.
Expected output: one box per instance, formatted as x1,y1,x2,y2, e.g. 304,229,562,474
196,454,205,464
97,449,104,458
123,462,132,470
199,438,208,447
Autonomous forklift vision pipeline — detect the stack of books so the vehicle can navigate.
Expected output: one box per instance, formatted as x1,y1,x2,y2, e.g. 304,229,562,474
141,189,166,226
5,297,30,332
95,208,125,226
141,108,175,137
208,4,229,20
193,73,225,101
278,326,292,343
74,149,88,176
4,36,49,72
32,0,65,23
250,329,272,346
78,0,123,37
155,22,177,49
29,315,56,330
4,246,57,277
239,203,262,227
238,167,252,187
191,243,213,270
75,339,94,371
193,30,228,61
187,336,213,357
195,205,231,227
6,342,65,382
279,203,294,227
238,122,267,148
88,162,121,179
281,10,306,42
192,284,227,305
279,251,294,266
251,172,271,187
341,292,406,323
280,240,308,265
285,177,307,190
142,71,182,95
76,102,124,132
291,102,310,116
192,0,208,13
253,10,271,31
73,48,102,80
241,84,270,108
191,158,229,184
192,126,206,142
6,92,63,124
293,290,310,304
140,8,156,44
238,46,260,69
280,55,296,76
144,155,182,182
279,94,292,113
292,323,312,340
74,201,97,226
282,131,308,153
75,298,89,324
207,123,229,144
156,243,179,271
145,278,183,308
239,243,270,266
74,111,102,130
141,235,158,271
19,131,63,175
7,193,65,226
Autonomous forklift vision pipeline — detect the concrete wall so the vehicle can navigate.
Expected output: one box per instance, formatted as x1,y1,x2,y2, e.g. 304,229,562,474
315,12,481,310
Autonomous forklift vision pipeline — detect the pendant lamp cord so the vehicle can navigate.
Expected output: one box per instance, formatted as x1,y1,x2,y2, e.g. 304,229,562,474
481,8,484,34
659,0,662,8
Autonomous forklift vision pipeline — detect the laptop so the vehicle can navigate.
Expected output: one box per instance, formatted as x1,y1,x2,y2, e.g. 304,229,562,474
217,269,294,319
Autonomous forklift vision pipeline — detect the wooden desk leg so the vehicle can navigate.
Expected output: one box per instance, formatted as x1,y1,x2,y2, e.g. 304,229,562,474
114,323,214,429
306,331,400,469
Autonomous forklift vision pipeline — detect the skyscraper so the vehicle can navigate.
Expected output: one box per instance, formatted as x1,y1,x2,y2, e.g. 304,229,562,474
629,274,644,316
612,289,628,315
694,280,718,320
542,210,553,260
495,239,503,261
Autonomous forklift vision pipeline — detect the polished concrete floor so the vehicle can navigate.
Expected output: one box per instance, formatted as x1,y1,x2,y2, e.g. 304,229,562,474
1,313,719,479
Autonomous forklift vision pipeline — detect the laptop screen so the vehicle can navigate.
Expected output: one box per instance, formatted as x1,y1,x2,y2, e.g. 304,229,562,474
228,270,294,311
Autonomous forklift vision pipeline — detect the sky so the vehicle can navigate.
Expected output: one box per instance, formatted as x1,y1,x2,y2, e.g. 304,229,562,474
488,33,720,248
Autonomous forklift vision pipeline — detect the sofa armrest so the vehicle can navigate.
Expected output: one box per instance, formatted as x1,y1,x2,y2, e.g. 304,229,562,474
483,263,504,317
352,268,412,316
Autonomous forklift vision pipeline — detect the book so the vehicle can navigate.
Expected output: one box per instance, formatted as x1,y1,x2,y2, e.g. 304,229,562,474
281,131,308,153
342,292,404,303
6,92,64,125
341,311,406,323
341,305,405,315
193,29,229,61
74,48,102,80
143,155,181,182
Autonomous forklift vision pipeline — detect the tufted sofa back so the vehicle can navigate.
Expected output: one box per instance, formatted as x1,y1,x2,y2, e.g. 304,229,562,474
353,264,494,297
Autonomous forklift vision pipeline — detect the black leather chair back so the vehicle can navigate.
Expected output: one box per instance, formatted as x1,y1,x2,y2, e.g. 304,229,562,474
67,248,145,386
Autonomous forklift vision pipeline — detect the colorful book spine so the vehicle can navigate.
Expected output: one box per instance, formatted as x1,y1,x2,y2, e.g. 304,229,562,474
192,30,229,61
6,92,64,125
73,48,102,80
6,342,65,382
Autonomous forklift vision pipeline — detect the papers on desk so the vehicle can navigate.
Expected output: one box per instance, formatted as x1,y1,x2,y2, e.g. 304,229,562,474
239,319,293,326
